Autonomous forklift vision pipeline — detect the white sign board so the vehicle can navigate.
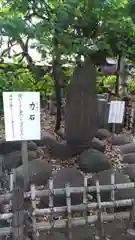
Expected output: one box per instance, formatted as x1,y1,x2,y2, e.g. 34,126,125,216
108,100,125,124
3,92,41,141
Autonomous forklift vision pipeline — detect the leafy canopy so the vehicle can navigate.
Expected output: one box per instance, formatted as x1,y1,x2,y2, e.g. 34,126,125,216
0,0,135,63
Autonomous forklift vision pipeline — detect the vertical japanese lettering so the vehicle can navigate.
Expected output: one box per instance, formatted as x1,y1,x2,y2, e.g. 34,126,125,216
18,93,24,139
29,101,38,121
9,94,15,139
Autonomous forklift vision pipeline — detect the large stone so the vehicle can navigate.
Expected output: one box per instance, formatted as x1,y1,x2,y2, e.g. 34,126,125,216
97,99,108,128
55,131,105,154
46,140,90,160
119,142,135,154
108,134,133,146
76,149,112,173
39,232,67,240
61,226,93,240
124,164,135,182
0,140,37,154
95,128,111,140
2,150,38,171
91,138,105,152
39,167,84,208
65,58,99,149
15,159,52,191
34,132,57,147
122,153,135,164
56,128,65,140
89,169,135,212
97,93,108,100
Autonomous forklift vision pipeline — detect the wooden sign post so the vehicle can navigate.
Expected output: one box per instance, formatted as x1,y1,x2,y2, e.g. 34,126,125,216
3,92,41,187
108,101,125,144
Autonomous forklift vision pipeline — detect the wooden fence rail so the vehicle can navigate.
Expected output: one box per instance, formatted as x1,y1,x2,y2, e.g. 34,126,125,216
0,172,135,239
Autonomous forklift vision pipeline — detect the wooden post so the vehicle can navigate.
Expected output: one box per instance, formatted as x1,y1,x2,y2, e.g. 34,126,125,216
0,155,3,189
110,172,115,213
12,174,25,240
21,141,29,188
9,169,15,207
31,184,37,240
65,183,72,240
96,180,104,240
83,175,88,223
48,178,54,236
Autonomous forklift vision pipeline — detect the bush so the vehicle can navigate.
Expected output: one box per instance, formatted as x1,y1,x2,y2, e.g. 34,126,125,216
0,63,54,104
96,75,116,93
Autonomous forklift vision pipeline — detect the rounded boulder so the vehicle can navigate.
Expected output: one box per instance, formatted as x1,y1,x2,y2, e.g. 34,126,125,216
39,167,84,208
2,150,38,171
77,149,112,173
15,159,52,191
108,134,133,146
122,153,135,164
124,164,135,182
89,169,135,212
95,128,111,140
92,138,105,152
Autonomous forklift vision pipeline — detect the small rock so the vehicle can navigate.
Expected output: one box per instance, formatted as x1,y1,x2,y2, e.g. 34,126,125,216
76,149,112,173
119,142,135,154
2,151,38,171
36,148,45,158
92,138,105,152
95,129,111,140
27,141,37,151
124,164,135,182
108,134,133,146
56,128,65,140
39,232,68,240
46,141,88,160
34,132,57,147
122,153,135,164
0,140,37,154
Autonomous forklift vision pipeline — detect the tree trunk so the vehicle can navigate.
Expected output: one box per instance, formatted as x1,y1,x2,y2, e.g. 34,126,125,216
119,57,129,97
115,54,121,96
53,37,62,132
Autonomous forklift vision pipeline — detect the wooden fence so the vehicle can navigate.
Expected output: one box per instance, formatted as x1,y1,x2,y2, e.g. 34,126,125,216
0,172,135,239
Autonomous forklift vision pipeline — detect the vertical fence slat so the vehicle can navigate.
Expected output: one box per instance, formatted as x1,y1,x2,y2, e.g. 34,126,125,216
12,175,24,240
131,108,135,134
96,180,104,240
110,172,115,213
0,156,3,189
48,178,54,235
65,183,72,240
83,175,88,224
10,169,15,208
125,196,135,236
31,184,37,240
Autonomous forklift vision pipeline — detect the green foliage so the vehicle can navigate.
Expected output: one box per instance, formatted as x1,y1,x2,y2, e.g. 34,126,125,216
96,75,116,93
0,71,11,92
1,0,135,100
1,0,134,63
0,65,54,101
128,80,135,93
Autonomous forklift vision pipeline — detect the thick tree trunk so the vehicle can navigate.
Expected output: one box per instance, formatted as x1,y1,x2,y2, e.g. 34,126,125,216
52,37,62,132
115,54,121,96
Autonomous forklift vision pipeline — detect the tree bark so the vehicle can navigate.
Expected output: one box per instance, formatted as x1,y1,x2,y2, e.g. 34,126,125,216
53,37,62,132
115,54,121,96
